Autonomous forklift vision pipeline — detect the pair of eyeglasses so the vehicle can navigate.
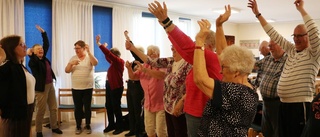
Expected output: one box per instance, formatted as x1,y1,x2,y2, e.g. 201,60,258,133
291,33,307,38
19,43,27,48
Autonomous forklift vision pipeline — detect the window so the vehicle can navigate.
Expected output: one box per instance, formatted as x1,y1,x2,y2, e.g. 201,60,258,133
177,17,191,36
137,12,192,57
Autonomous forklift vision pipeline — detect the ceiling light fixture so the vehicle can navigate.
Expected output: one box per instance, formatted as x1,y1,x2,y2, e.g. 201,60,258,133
212,8,241,14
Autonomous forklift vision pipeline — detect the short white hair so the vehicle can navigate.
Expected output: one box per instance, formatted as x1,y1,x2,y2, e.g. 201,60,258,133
147,45,160,55
219,45,255,74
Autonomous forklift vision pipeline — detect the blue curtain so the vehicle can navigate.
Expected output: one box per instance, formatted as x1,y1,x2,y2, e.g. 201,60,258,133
24,0,52,71
93,6,112,72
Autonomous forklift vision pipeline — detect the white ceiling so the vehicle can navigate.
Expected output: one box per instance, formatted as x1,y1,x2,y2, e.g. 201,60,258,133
97,0,320,24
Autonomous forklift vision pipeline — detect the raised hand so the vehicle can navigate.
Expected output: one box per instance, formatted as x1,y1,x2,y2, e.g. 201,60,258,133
134,61,145,72
294,0,304,12
247,0,260,15
125,61,132,69
195,19,211,45
85,44,91,53
27,48,33,56
124,30,131,41
103,43,108,47
125,40,134,50
148,1,168,23
96,35,101,46
216,5,231,27
36,25,45,33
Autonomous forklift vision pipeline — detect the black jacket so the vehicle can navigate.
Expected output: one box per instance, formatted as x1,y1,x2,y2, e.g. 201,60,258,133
28,32,56,92
0,61,30,120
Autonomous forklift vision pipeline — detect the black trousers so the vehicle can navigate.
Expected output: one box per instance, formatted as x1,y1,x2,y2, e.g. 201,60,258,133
105,80,124,129
278,102,310,137
127,80,145,135
165,111,188,137
72,88,93,127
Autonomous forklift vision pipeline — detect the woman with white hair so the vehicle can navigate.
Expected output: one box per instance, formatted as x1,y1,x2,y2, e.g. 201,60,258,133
126,43,167,137
126,38,192,136
193,19,259,136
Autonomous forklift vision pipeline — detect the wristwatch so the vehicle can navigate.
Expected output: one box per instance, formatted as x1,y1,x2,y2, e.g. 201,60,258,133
195,46,205,51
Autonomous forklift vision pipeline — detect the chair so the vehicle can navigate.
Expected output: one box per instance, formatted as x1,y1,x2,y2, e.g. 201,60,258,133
57,88,107,127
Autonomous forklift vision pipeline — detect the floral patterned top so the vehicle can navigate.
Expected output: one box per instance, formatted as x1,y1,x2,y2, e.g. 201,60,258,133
147,57,192,114
198,81,259,137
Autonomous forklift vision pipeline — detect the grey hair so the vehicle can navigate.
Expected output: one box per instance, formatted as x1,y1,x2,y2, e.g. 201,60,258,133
219,45,255,74
205,30,216,50
110,47,121,57
147,45,160,55
136,46,145,54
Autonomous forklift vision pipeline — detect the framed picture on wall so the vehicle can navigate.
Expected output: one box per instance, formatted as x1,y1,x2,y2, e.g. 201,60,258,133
240,40,260,49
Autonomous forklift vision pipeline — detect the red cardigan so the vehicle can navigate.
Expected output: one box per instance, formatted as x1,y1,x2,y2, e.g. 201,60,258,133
168,26,223,117
99,46,124,90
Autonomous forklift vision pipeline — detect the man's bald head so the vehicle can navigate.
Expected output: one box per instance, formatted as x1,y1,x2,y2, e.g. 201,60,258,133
259,41,270,56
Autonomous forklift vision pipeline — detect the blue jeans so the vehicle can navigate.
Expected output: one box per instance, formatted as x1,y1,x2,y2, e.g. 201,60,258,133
185,113,201,137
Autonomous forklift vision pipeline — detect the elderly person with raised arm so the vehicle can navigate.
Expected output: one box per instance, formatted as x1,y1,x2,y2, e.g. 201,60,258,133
96,35,125,135
148,2,230,136
27,25,62,137
125,32,192,136
126,44,167,137
248,0,320,136
193,19,259,136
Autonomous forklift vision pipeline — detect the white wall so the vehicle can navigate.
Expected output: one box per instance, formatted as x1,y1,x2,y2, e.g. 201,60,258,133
232,20,320,57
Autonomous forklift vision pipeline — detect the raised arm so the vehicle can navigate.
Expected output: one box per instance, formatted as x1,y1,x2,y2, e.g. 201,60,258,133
215,5,231,55
148,1,197,64
193,20,215,98
36,25,49,56
148,1,175,33
248,0,294,52
295,0,320,51
124,32,148,63
248,0,268,27
124,30,144,63
136,61,166,80
96,35,123,64
295,0,307,17
85,44,98,66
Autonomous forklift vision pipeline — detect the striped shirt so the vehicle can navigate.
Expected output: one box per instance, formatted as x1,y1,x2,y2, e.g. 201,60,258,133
259,53,287,98
263,15,320,103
